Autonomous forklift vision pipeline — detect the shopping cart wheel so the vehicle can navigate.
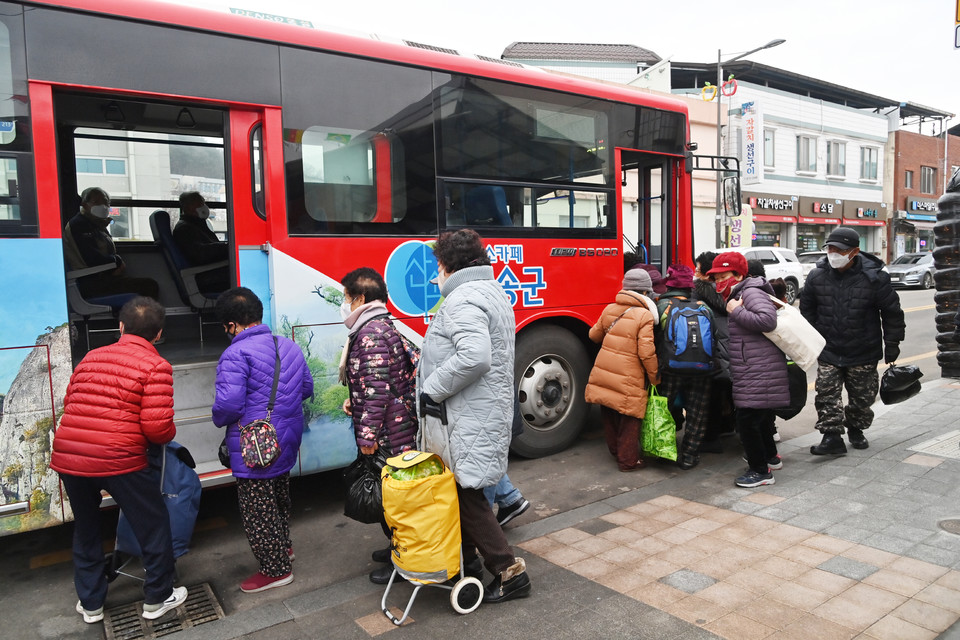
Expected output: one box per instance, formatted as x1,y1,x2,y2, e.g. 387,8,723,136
104,551,122,583
450,576,483,615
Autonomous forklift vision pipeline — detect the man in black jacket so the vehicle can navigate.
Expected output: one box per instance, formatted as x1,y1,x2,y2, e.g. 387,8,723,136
173,191,229,292
800,227,905,455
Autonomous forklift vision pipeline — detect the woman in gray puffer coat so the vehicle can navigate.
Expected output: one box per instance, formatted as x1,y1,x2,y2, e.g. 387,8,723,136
709,252,788,488
419,229,530,604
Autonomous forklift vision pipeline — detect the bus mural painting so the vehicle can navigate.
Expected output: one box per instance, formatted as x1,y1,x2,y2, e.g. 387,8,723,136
0,0,706,536
0,240,72,534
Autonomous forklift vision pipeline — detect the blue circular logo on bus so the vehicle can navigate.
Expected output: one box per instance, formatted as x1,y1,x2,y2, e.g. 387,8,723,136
385,241,442,317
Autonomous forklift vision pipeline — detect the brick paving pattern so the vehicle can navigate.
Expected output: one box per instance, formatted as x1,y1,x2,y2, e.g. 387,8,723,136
520,496,960,639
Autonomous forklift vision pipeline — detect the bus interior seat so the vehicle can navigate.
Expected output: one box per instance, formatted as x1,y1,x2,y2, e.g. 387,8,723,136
149,210,226,315
465,185,512,226
64,262,136,351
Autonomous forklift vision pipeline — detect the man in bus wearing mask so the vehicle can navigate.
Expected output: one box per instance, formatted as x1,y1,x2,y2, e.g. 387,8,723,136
800,226,904,456
63,186,159,300
173,191,230,292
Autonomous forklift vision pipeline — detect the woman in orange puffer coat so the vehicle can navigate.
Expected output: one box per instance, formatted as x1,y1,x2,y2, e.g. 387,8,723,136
585,268,659,471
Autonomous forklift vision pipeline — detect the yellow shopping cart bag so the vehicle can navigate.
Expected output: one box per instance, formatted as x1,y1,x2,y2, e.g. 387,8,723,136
381,451,461,584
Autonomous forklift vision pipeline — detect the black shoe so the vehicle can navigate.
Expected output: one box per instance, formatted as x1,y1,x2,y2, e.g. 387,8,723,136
677,453,700,470
496,498,530,526
464,556,483,580
810,433,847,456
847,428,869,449
369,564,393,585
371,546,391,563
483,570,531,603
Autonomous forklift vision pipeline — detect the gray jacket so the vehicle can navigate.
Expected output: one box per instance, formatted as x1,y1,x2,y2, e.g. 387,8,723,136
418,265,516,489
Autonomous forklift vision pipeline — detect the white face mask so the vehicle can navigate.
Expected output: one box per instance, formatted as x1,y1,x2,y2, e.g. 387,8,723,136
89,204,110,219
827,252,852,269
196,205,210,220
340,300,353,321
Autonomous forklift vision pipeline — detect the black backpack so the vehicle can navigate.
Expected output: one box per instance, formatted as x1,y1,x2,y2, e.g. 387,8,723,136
659,297,715,374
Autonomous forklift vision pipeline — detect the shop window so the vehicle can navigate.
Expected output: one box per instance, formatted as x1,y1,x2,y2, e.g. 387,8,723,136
859,147,877,180
763,129,775,169
905,170,913,189
921,166,936,194
796,135,816,173
826,141,845,177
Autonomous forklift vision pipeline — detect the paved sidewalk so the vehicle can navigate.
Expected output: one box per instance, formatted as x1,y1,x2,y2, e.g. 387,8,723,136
168,378,960,639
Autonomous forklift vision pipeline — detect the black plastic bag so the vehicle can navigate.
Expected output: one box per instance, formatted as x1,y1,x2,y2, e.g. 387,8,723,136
218,437,230,468
775,361,808,420
880,364,922,393
343,453,385,524
880,378,922,405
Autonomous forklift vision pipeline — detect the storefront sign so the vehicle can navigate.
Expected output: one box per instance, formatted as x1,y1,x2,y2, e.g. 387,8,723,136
905,212,937,222
798,216,841,224
908,199,938,213
843,199,887,225
753,214,796,223
799,197,842,222
744,191,797,216
741,102,763,186
749,197,793,210
812,201,837,214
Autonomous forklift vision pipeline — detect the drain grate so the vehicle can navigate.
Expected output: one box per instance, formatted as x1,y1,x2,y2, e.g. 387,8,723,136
103,583,223,640
907,430,960,460
940,519,960,536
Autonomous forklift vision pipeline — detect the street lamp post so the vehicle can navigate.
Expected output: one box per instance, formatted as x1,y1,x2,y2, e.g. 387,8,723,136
714,38,786,248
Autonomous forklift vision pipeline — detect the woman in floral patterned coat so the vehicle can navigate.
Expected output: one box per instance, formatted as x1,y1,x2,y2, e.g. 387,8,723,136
339,267,417,584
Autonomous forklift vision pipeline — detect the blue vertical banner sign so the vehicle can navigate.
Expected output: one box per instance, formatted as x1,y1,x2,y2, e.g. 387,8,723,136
740,101,763,186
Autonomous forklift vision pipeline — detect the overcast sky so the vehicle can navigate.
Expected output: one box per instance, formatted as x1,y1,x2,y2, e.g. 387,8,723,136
188,0,958,125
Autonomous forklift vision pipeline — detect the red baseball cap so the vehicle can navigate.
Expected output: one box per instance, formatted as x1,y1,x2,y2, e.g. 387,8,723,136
706,251,748,276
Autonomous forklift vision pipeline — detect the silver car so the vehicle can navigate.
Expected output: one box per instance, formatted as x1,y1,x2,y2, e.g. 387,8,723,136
884,252,935,289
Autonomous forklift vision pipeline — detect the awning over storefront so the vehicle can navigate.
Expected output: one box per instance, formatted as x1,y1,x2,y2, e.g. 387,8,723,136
798,216,842,225
753,214,797,223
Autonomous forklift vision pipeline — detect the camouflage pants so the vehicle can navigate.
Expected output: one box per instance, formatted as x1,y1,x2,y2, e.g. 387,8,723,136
814,362,879,434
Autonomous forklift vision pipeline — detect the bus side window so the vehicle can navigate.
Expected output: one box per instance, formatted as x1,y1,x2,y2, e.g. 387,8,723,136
251,124,265,219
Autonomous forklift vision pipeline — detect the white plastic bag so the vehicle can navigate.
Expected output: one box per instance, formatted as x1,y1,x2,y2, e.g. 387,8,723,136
763,295,825,372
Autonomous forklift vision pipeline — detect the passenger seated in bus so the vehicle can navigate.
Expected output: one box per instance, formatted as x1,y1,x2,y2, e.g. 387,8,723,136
464,185,512,226
63,187,160,300
173,191,230,292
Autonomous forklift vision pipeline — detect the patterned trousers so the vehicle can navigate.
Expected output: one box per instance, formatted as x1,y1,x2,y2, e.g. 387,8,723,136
661,374,713,457
236,473,293,577
814,362,880,434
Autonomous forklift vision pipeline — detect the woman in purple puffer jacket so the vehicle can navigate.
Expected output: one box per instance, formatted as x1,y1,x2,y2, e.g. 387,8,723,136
213,287,314,594
339,267,417,584
708,252,789,490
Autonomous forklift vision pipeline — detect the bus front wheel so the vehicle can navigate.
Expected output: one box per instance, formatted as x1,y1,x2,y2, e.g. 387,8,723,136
510,325,590,458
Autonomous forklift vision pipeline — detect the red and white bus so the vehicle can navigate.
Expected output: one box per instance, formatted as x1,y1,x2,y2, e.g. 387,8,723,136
0,0,700,536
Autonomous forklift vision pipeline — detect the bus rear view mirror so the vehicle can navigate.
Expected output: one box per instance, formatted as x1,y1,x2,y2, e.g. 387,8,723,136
723,175,742,217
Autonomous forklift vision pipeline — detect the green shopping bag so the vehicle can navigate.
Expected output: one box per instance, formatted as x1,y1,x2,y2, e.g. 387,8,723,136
641,386,678,461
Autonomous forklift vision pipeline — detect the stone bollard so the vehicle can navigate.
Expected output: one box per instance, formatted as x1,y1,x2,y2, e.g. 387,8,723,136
934,168,960,378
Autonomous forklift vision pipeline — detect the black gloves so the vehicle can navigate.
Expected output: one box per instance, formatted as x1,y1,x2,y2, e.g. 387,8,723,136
884,342,900,364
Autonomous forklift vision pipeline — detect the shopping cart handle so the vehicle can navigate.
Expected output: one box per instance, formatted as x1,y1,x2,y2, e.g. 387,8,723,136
419,394,448,425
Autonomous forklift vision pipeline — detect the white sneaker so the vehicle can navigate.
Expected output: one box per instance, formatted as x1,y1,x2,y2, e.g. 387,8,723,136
142,586,188,620
75,600,104,624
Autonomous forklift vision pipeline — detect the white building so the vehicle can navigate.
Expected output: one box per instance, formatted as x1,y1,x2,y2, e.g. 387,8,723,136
716,82,889,255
